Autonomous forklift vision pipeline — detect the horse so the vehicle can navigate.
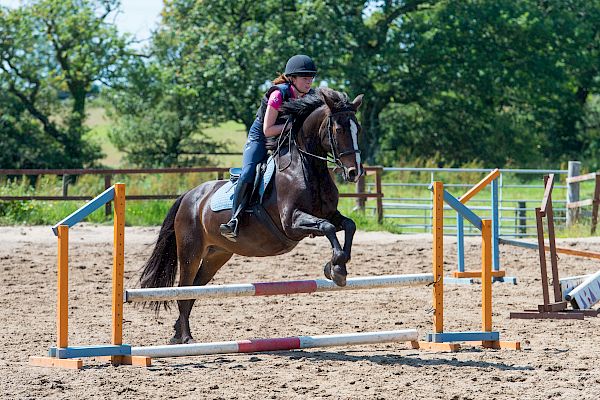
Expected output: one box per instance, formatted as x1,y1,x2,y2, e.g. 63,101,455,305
139,87,364,344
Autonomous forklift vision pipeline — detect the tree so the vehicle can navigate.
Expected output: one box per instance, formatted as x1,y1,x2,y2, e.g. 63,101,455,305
107,0,311,167
0,93,61,169
307,1,439,164
0,0,130,168
381,0,600,167
106,57,225,167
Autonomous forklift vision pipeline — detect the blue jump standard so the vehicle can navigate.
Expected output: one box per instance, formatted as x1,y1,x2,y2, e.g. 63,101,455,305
48,344,132,359
429,183,517,285
52,186,115,235
426,331,500,343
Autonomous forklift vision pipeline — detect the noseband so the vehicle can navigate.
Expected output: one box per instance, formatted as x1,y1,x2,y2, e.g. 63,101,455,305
326,110,361,167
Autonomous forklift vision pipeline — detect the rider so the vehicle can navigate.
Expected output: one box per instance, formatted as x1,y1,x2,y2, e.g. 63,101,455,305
219,55,318,240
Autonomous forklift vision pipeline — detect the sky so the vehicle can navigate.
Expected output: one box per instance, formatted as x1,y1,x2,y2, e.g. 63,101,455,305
0,0,165,43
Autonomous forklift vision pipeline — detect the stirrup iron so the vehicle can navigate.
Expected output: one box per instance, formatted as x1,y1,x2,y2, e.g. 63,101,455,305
220,218,239,240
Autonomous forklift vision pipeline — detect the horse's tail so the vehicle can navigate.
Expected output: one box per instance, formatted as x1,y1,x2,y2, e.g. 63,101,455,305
139,193,186,312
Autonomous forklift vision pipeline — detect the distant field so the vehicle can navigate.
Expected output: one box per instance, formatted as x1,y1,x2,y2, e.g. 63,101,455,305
85,106,247,168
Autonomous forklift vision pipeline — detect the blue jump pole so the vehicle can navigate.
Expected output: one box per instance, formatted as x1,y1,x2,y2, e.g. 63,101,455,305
457,215,465,273
492,178,500,272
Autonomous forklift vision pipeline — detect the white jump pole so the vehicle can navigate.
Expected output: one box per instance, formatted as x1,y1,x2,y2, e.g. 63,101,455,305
564,270,600,309
125,273,434,302
130,329,419,358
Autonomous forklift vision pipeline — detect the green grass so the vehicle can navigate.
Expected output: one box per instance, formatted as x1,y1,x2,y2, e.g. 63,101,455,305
85,106,248,168
85,106,123,167
201,121,246,167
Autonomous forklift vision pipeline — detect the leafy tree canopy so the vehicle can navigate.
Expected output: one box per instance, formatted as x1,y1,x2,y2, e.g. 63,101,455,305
0,0,131,168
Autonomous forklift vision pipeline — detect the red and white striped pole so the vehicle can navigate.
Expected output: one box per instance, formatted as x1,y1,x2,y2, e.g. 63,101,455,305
131,329,419,358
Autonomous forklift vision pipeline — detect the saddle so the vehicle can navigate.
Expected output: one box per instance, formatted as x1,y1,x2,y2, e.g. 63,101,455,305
210,155,298,246
210,155,276,212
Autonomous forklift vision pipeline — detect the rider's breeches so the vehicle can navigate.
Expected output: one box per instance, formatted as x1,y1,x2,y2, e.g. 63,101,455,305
240,120,267,184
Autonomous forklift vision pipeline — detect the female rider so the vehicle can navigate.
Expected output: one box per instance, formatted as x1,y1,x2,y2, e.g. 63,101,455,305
220,55,317,240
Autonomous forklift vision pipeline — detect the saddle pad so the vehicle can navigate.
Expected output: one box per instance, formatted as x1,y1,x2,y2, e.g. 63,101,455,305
210,156,276,212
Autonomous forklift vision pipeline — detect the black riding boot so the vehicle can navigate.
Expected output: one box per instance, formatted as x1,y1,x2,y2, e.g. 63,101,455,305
219,182,252,241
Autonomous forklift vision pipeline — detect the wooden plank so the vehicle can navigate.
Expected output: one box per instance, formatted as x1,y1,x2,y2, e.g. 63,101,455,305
567,199,594,208
459,168,500,204
112,184,125,346
552,247,600,260
432,182,444,334
29,356,83,369
566,172,597,184
535,208,551,306
98,355,152,367
540,174,554,215
509,311,584,320
537,302,568,312
415,341,461,352
481,220,492,333
545,191,563,303
57,226,69,349
500,238,600,260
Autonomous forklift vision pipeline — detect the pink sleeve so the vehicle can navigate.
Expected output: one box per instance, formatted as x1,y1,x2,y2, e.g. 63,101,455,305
267,90,283,110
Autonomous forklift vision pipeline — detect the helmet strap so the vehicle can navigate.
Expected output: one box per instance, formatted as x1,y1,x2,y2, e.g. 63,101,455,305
290,79,309,95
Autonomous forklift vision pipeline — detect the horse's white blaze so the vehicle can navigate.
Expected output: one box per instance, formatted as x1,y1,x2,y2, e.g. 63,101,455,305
350,120,361,167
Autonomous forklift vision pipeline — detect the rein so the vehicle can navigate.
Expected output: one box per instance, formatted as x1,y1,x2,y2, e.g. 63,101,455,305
295,109,360,170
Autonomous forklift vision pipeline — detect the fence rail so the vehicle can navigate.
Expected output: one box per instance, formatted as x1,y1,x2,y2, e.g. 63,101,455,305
0,166,384,222
1,162,596,235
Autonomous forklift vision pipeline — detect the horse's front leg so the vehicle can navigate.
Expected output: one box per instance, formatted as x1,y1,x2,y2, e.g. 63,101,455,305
330,211,356,263
292,210,349,287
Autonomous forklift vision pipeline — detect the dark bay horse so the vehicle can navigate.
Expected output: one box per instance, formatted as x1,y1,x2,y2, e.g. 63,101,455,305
140,88,364,344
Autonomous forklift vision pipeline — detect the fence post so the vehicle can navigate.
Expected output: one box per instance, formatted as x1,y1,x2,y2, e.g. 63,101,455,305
592,174,600,234
518,201,527,237
62,174,69,197
375,167,383,224
566,160,580,227
355,174,366,212
104,175,112,216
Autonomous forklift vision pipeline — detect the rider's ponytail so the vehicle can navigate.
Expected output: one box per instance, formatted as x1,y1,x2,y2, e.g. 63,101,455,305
272,73,289,85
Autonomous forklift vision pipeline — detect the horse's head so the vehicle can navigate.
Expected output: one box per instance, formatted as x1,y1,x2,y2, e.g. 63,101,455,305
320,88,364,183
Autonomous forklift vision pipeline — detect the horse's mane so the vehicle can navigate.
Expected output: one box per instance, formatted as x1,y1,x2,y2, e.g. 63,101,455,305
279,90,324,121
279,87,351,123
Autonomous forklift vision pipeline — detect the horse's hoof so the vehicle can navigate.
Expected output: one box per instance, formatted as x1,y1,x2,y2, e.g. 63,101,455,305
324,262,347,287
332,270,347,287
324,262,333,280
182,337,195,344
169,336,182,345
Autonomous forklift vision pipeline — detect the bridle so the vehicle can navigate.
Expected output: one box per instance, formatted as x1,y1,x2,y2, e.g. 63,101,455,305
293,109,361,170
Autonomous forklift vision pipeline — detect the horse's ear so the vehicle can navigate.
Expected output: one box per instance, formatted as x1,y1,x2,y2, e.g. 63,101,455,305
352,94,364,111
320,88,336,111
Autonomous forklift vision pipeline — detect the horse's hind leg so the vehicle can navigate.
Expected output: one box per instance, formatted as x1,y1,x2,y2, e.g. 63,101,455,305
173,247,233,344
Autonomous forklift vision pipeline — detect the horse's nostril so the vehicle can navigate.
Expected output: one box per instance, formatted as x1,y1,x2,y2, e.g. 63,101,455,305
347,168,357,181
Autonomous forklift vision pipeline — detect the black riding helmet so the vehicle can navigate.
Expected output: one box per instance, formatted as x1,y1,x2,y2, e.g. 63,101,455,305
284,55,317,77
